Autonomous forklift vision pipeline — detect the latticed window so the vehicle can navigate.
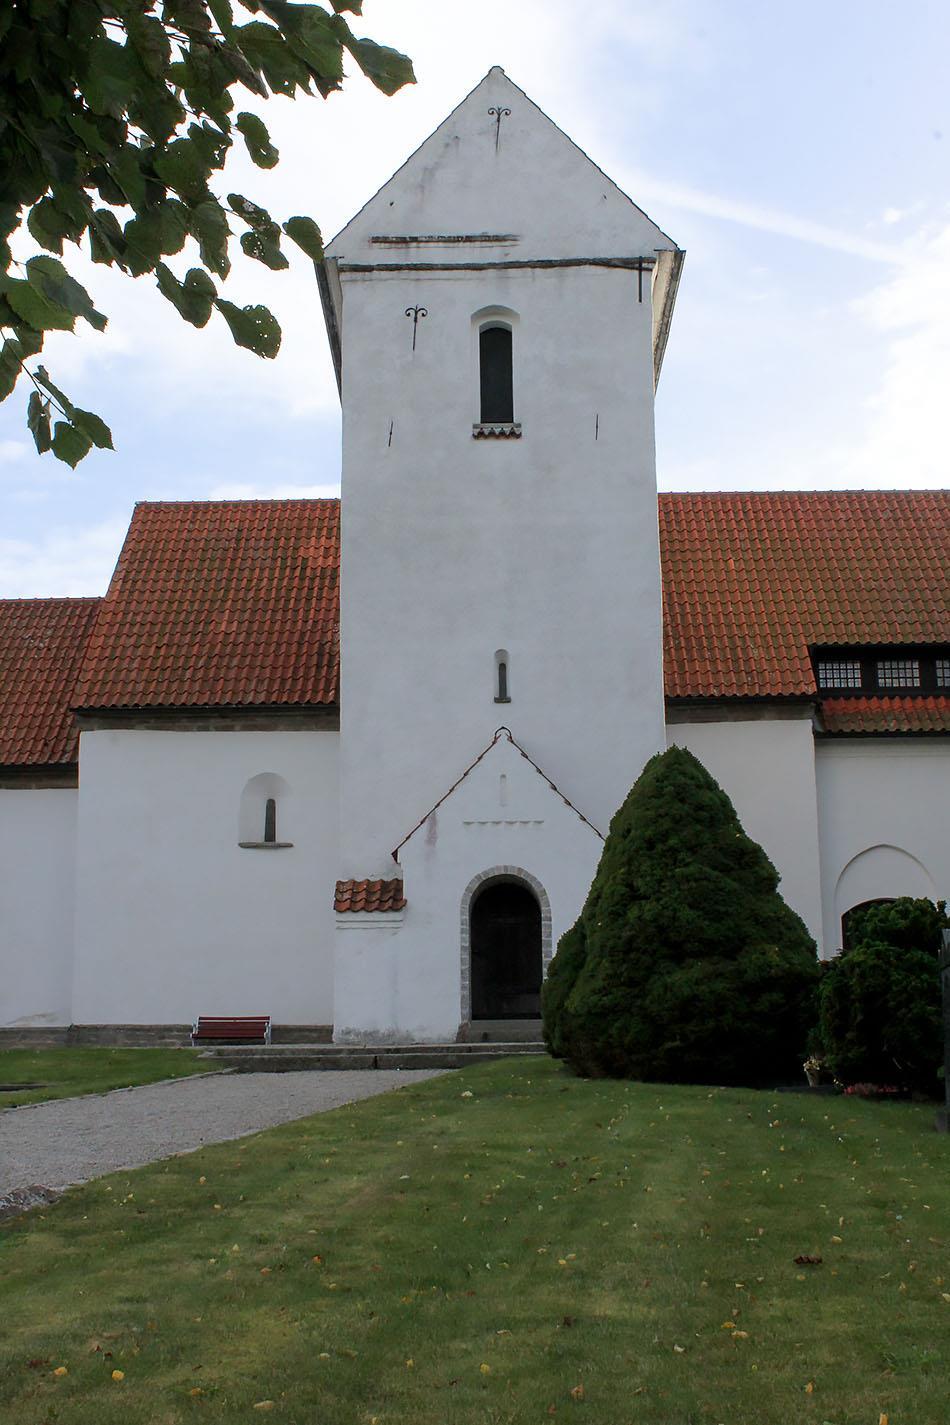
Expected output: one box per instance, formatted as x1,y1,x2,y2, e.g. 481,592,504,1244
817,659,862,689
876,658,920,688
937,659,950,687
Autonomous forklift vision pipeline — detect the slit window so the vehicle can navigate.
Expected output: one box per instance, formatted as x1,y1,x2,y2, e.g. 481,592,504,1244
479,324,514,423
263,797,277,844
494,649,511,703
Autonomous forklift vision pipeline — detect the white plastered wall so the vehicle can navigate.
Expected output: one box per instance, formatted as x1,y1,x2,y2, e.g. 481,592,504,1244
72,729,338,1025
666,714,824,951
0,789,77,1027
333,733,603,1042
339,261,665,880
815,740,950,953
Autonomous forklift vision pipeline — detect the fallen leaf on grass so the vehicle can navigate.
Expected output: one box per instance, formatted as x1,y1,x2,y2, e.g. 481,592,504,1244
794,1255,823,1266
52,1366,68,1377
111,1369,125,1381
804,1380,815,1394
673,1345,686,1354
570,1384,585,1400
480,1363,491,1375
252,1402,275,1412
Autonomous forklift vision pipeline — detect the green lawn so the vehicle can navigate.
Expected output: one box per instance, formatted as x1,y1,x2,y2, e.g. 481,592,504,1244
0,1047,207,1107
1,1058,948,1424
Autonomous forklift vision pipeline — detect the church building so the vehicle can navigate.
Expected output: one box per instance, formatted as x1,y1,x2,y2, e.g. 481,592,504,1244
2,70,948,1043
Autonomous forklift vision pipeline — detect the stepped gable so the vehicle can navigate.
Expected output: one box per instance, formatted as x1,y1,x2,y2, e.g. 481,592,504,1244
0,598,101,767
74,499,340,711
658,490,949,700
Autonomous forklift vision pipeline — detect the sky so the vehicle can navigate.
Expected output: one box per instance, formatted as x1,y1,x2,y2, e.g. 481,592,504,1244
2,0,949,596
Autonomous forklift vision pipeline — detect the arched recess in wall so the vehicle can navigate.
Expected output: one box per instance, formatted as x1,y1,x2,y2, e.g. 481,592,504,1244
459,866,552,1024
834,844,935,946
238,772,293,849
472,306,518,425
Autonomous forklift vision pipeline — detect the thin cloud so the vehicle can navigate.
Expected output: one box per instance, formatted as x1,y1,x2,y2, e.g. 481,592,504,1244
624,171,907,266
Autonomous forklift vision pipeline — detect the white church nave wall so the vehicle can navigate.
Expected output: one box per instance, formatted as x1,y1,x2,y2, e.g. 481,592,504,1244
666,714,825,951
0,789,77,1028
815,740,950,955
72,729,338,1026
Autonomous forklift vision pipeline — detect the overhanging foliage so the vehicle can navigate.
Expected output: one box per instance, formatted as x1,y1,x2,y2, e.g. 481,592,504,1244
0,0,414,464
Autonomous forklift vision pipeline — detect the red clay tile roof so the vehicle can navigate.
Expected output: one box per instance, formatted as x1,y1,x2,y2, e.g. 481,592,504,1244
658,491,949,699
820,695,950,735
335,878,406,913
74,500,339,710
8,491,947,742
0,598,101,766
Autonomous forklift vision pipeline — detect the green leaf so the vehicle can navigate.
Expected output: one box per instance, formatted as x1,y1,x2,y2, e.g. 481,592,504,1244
207,0,236,36
27,198,72,256
13,326,44,359
154,138,213,203
0,341,25,402
330,0,363,11
3,278,76,333
235,112,279,168
124,201,191,276
214,298,281,357
282,215,323,262
227,192,276,232
236,21,312,96
341,34,415,95
126,12,171,80
155,263,217,327
71,407,114,450
80,36,141,118
219,43,269,98
240,228,288,270
26,257,107,332
34,365,75,416
89,209,127,266
27,392,53,454
265,3,343,90
189,200,231,278
51,420,93,468
164,0,213,33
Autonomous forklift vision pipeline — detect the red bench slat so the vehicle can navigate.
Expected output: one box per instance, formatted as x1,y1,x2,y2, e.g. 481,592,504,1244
192,1015,271,1044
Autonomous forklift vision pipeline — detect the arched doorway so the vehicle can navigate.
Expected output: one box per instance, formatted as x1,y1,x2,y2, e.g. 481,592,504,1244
470,880,543,1020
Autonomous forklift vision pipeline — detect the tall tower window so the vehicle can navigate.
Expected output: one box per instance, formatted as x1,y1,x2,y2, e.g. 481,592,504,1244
479,324,514,423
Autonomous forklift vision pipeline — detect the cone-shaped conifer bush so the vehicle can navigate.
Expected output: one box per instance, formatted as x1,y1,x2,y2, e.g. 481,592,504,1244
542,746,819,1083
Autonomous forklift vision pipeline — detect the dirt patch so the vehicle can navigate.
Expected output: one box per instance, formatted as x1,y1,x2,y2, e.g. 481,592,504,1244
0,1183,61,1221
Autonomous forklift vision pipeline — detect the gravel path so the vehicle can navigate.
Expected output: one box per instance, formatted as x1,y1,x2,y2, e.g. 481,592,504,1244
0,1069,445,1199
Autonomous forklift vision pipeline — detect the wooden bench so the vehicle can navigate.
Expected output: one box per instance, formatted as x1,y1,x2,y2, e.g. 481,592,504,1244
191,1015,272,1046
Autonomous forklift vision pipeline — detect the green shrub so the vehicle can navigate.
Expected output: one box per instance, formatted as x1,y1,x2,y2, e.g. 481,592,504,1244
819,897,947,1093
543,745,819,1083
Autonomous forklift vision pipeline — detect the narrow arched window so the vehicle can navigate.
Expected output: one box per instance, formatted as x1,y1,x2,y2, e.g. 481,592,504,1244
494,649,511,703
480,324,513,423
263,797,277,844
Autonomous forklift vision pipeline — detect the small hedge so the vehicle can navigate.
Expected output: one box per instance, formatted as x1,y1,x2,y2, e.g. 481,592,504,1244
543,746,819,1083
819,897,947,1094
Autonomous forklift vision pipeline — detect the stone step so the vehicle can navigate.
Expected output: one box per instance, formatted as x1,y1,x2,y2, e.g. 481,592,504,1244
202,1043,547,1072
457,1018,544,1044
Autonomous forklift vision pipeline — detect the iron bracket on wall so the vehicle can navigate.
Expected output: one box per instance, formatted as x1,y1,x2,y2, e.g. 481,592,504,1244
405,305,427,351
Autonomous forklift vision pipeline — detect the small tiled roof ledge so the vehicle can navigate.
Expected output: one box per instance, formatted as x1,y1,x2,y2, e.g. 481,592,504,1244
334,878,406,915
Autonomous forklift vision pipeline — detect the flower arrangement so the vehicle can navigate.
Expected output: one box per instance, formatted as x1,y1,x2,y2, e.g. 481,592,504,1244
803,1055,823,1087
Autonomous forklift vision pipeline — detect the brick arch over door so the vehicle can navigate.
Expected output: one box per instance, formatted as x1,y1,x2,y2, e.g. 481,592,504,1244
459,866,553,1023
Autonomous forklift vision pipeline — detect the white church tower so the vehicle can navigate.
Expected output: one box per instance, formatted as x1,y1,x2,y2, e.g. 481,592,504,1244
321,68,682,1042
